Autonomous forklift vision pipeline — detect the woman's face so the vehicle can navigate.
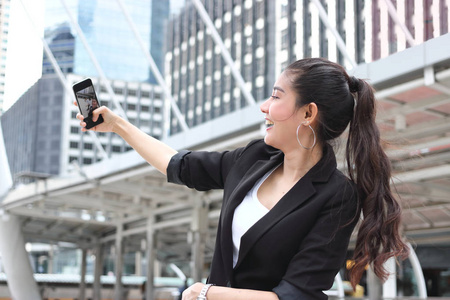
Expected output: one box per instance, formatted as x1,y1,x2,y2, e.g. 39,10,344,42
260,72,306,150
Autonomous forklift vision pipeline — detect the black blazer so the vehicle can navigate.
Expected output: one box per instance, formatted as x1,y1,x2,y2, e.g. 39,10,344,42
167,139,358,300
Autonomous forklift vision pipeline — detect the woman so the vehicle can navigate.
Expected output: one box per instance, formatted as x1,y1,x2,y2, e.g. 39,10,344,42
76,58,408,300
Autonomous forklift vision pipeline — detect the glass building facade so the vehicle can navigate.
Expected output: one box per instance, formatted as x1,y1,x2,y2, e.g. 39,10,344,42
44,0,169,83
75,1,149,82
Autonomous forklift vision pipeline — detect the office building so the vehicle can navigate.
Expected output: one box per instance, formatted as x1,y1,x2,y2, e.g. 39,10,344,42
166,0,450,135
0,0,172,183
42,22,75,75
0,0,10,114
1,74,164,184
166,0,275,135
279,0,449,69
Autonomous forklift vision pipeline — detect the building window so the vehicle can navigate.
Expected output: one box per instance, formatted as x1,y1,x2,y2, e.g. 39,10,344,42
141,91,150,98
114,87,123,95
83,157,92,164
69,156,78,163
71,111,77,119
70,141,79,149
128,89,137,96
112,145,121,152
70,126,79,134
127,103,136,110
281,29,289,49
141,105,149,112
84,143,93,150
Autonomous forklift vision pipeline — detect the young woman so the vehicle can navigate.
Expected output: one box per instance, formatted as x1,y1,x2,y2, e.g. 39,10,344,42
76,58,408,300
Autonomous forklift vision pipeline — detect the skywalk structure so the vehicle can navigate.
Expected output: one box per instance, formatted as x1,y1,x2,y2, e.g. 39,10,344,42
1,1,450,299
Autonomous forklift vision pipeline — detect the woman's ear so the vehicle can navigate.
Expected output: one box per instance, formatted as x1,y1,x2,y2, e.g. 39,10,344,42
304,102,318,124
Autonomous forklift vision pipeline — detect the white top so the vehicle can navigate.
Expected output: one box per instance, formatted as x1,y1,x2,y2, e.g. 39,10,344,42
232,165,280,268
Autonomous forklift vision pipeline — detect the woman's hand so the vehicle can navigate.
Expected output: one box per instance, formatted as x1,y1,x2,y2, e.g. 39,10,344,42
181,283,279,300
74,101,119,133
182,282,205,300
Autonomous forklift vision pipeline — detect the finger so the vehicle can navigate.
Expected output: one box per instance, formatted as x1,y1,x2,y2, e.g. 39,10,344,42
80,121,86,128
92,106,107,122
73,100,78,106
76,113,84,121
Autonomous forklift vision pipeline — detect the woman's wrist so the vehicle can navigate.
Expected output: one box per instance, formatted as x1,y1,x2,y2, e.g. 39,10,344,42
111,115,128,135
196,283,214,300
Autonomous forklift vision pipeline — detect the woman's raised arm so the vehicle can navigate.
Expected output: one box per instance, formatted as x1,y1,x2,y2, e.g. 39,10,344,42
75,102,177,175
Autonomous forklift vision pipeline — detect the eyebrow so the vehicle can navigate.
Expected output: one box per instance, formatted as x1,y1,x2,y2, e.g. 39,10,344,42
273,86,286,93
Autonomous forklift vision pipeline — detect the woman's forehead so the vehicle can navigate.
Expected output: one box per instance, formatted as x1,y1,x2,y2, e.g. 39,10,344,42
273,73,293,93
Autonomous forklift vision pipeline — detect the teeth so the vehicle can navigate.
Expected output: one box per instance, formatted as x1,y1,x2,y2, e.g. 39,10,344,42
266,120,274,127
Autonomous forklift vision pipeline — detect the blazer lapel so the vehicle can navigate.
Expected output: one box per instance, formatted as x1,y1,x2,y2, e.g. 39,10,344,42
220,152,284,275
234,144,337,270
234,177,316,270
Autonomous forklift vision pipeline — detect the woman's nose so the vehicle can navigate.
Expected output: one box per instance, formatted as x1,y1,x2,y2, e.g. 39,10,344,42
260,98,270,113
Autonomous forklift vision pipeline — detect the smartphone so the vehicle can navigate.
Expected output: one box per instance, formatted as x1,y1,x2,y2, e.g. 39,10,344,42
72,78,104,129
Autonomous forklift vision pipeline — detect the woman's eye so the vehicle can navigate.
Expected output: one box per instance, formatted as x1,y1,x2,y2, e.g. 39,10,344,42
271,95,279,100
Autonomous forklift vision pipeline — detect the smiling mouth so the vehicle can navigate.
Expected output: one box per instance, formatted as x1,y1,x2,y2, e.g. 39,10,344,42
265,119,274,128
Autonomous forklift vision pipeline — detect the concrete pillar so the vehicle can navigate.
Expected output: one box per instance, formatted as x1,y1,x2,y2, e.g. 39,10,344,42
190,194,208,282
383,257,397,299
48,245,54,274
135,251,142,276
367,266,383,300
93,244,103,300
79,248,87,300
113,223,124,300
145,211,156,300
0,215,41,300
0,110,39,299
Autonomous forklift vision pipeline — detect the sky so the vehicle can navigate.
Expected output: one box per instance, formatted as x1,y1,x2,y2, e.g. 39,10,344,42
3,0,45,111
3,0,185,111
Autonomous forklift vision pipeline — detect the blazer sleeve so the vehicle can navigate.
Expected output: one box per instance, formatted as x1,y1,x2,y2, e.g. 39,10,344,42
166,140,260,191
273,182,358,300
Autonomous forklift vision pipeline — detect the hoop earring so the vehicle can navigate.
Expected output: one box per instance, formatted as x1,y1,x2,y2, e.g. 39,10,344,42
296,123,316,150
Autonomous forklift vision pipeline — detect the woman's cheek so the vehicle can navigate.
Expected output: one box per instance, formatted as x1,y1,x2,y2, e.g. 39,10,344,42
269,103,294,121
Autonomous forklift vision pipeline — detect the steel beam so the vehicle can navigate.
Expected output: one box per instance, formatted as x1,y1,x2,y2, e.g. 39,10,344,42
407,243,427,298
392,164,450,184
59,0,128,122
116,0,189,133
382,0,417,47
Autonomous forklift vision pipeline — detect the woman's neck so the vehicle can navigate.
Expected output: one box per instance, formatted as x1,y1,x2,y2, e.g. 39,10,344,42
280,144,323,182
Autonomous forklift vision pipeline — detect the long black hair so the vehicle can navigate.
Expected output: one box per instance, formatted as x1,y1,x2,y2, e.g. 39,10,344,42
284,58,409,288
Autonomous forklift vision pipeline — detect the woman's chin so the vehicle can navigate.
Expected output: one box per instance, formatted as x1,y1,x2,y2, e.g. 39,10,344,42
263,135,277,148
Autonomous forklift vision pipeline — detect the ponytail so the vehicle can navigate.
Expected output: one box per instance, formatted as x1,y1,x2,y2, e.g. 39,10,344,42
284,58,409,289
346,78,409,288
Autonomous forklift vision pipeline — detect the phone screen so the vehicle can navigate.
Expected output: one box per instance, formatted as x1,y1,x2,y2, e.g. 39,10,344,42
75,85,100,119
73,78,104,129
